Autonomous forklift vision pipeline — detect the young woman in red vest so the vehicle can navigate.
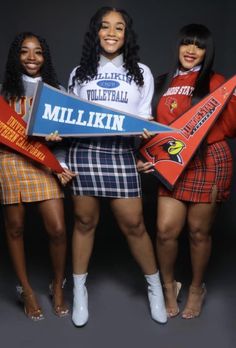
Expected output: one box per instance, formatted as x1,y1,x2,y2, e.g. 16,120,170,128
138,23,236,319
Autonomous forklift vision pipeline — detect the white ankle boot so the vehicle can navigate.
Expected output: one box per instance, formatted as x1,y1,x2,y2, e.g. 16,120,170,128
72,273,88,327
145,272,167,324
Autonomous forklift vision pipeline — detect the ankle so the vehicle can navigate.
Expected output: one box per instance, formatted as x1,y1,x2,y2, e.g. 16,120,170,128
17,284,34,295
145,271,161,286
73,273,88,288
51,278,66,289
163,281,176,289
189,283,206,294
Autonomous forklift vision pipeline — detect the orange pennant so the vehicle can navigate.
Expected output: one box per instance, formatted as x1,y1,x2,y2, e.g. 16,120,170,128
0,96,63,173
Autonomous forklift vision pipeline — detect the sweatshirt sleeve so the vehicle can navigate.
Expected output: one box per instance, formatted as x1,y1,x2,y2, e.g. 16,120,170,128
207,74,236,142
137,64,154,118
52,140,69,169
68,66,79,95
216,95,236,138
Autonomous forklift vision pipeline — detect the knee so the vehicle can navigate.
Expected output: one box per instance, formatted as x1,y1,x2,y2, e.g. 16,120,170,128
74,214,98,235
189,225,210,244
121,217,145,238
47,223,66,244
156,222,180,245
6,221,24,239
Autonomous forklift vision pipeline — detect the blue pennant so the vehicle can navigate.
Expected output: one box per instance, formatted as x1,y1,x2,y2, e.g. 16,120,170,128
27,82,176,137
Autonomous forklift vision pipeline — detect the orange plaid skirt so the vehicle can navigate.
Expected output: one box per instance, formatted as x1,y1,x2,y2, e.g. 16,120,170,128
0,150,63,204
158,141,233,203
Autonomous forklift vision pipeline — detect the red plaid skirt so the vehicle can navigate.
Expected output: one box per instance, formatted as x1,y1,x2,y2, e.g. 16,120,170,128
158,141,233,203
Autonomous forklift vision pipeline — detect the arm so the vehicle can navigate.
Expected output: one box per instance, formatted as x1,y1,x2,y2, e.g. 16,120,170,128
53,140,77,185
68,66,80,95
215,95,236,138
208,73,236,141
137,64,154,118
137,64,156,142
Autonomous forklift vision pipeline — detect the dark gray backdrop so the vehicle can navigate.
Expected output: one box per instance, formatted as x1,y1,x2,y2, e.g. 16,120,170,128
1,0,236,85
0,1,236,347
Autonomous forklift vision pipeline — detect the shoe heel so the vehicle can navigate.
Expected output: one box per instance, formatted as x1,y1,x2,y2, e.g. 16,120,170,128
49,279,69,318
176,282,182,303
16,285,44,321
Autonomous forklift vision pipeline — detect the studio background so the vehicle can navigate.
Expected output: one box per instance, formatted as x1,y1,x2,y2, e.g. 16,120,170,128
0,1,236,347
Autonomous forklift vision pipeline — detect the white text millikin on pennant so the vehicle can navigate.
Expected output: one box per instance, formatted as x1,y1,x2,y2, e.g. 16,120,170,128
42,103,125,131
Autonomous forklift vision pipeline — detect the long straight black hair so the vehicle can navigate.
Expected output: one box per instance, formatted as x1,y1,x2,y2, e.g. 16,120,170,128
155,23,215,110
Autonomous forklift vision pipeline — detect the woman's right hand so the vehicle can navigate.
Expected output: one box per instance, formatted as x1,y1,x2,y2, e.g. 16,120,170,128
57,168,77,186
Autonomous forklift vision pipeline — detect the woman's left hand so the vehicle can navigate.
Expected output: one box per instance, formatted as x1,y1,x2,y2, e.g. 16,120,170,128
136,159,154,173
45,130,62,142
141,128,156,140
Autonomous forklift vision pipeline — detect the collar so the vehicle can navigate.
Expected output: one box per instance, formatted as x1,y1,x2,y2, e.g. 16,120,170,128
174,65,201,77
22,74,42,83
99,54,124,68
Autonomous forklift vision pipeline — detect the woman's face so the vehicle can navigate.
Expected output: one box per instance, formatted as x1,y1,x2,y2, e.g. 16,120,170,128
20,36,44,77
179,41,206,70
98,11,126,59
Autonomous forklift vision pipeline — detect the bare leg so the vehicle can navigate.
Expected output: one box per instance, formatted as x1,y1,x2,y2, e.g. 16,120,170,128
38,198,68,316
182,194,218,319
72,196,100,274
71,195,100,326
110,197,167,323
156,196,187,317
3,204,43,319
110,197,157,274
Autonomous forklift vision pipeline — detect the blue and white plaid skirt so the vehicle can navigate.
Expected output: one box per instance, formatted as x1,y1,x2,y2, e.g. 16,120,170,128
67,143,141,198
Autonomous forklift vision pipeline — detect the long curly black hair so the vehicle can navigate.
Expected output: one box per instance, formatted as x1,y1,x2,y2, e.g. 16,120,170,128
70,6,144,89
155,23,215,109
1,32,59,101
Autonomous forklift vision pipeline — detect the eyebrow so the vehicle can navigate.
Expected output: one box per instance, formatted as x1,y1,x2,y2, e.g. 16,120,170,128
21,45,42,49
101,20,125,26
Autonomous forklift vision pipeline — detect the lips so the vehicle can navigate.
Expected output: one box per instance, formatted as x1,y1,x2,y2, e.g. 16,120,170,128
183,55,196,62
23,62,41,72
25,63,38,68
104,39,118,45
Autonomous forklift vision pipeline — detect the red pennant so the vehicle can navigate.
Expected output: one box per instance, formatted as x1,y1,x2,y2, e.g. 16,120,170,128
0,96,63,173
139,75,236,190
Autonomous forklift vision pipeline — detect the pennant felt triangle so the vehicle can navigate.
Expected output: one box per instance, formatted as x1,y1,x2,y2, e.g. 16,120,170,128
0,96,63,173
26,82,176,137
139,75,236,190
